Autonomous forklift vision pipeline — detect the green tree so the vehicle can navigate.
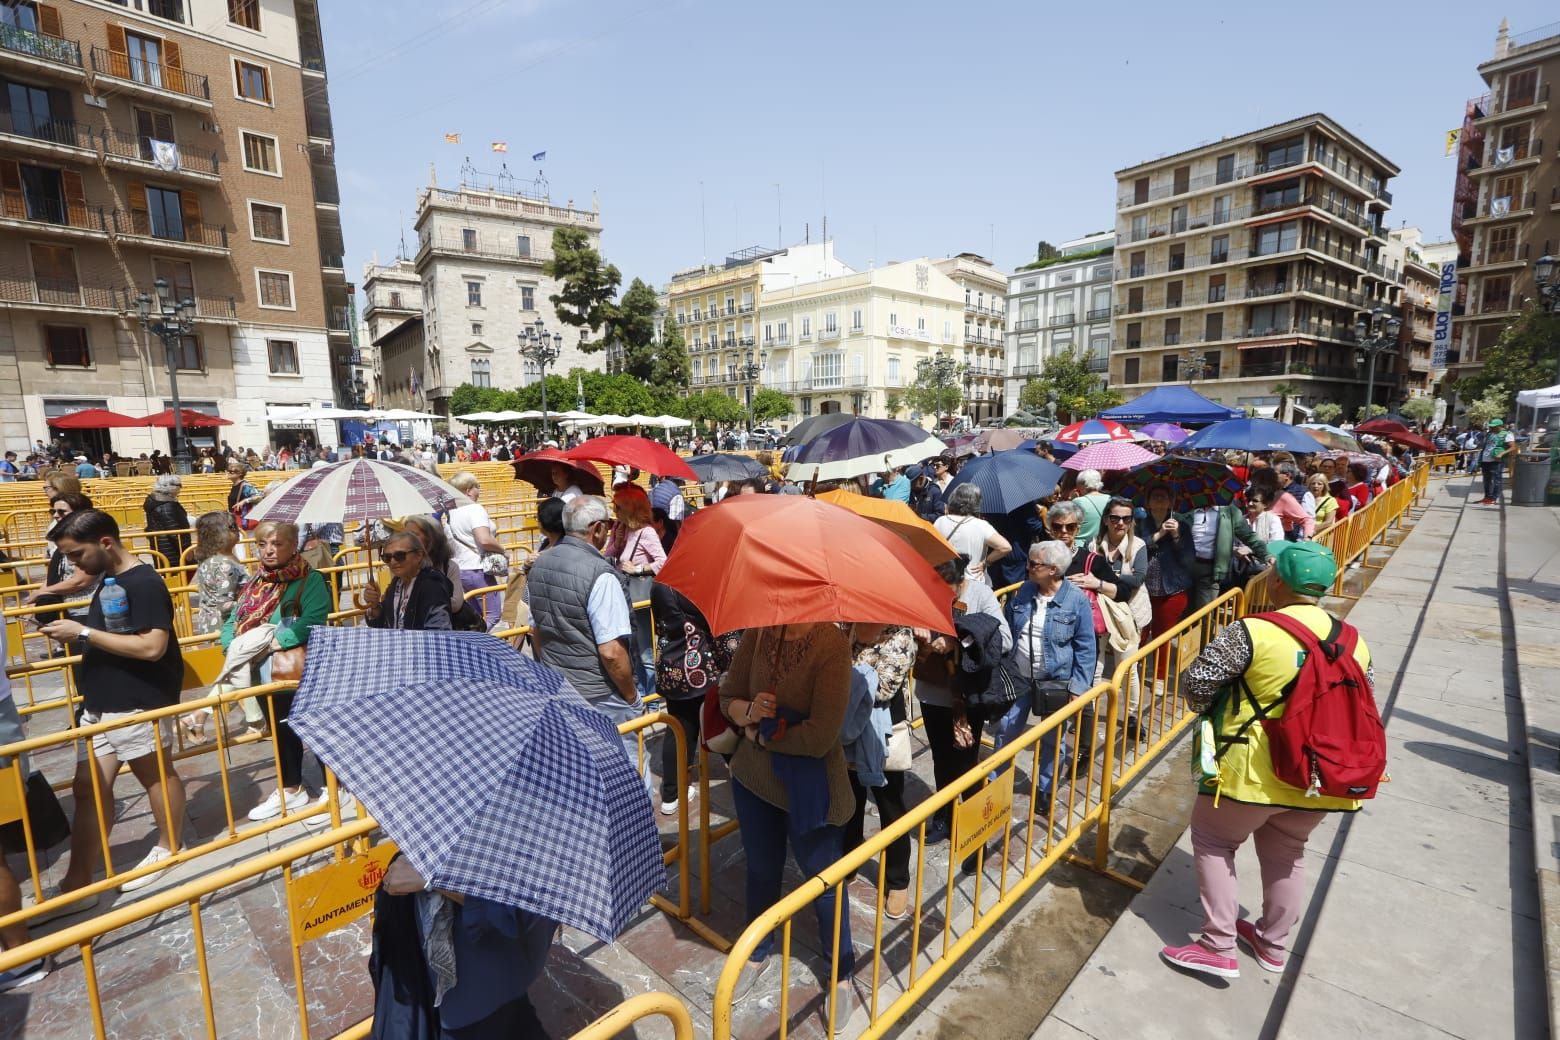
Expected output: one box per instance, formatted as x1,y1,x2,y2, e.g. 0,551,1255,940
652,312,691,392
883,393,904,419
594,376,656,417
544,227,621,345
1465,384,1508,426
1310,402,1343,425
904,363,966,422
682,389,744,427
1353,403,1387,423
1400,397,1436,426
749,388,792,423
1457,306,1560,413
1270,382,1301,425
613,277,661,382
1017,346,1122,422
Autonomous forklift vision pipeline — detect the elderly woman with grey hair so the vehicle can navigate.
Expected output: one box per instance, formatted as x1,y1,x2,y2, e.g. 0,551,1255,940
933,483,1012,587
142,473,190,570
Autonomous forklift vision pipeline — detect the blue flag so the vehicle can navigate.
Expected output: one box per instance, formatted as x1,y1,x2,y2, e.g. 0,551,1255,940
532,150,546,162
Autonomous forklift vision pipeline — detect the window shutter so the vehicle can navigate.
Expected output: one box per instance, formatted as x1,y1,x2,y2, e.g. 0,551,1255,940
162,40,184,95
127,181,148,218
155,111,174,141
106,25,129,78
180,191,203,239
37,3,63,37
60,170,87,227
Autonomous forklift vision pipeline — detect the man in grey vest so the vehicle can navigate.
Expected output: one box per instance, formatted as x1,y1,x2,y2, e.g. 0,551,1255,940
525,496,645,781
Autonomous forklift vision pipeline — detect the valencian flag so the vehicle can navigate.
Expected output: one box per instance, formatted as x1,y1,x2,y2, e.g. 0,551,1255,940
444,132,461,144
532,151,546,162
492,141,508,153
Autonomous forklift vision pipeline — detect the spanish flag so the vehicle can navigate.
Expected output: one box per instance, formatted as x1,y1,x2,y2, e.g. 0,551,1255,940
444,132,461,144
491,141,508,153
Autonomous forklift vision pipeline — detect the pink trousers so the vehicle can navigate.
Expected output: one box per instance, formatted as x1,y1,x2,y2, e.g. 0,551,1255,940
1190,795,1325,954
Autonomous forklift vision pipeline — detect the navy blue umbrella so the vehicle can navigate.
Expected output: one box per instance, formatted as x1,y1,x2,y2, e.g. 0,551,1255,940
945,450,1064,514
1179,418,1328,454
685,452,768,482
787,418,944,482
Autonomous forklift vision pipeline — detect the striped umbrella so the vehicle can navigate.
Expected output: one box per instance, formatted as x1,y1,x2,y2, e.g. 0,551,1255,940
244,458,472,525
1054,418,1135,444
1116,455,1245,513
1061,440,1161,472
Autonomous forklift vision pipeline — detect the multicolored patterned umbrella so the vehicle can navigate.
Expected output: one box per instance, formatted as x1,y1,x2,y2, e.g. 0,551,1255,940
244,458,472,525
1061,440,1161,472
1054,418,1135,444
1299,424,1361,452
1136,422,1191,444
1116,455,1245,513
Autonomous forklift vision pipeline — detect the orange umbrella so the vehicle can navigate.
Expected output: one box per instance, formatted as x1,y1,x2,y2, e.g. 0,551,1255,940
656,495,954,634
815,489,957,566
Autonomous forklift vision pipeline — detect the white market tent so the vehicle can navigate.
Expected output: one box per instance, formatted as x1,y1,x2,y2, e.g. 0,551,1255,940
1516,384,1560,411
455,411,502,422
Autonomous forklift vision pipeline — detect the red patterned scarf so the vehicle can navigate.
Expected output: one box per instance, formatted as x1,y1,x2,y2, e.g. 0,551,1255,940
233,555,311,635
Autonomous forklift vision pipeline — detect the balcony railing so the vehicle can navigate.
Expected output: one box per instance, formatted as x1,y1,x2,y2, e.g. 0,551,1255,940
329,306,350,331
0,111,94,150
739,303,754,313
114,210,228,248
89,46,210,100
0,23,82,68
1242,319,1359,343
764,375,870,392
819,327,841,340
738,336,755,347
1012,318,1040,332
1085,307,1111,321
1086,356,1109,373
0,191,110,232
1474,191,1538,219
1049,313,1074,327
100,130,219,175
1119,147,1390,210
1496,82,1551,113
421,232,549,263
0,275,116,309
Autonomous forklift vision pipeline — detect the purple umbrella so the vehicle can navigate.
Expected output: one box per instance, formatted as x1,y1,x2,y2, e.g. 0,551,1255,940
1137,422,1190,444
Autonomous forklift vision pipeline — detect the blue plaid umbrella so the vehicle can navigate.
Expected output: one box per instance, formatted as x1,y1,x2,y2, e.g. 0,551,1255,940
289,628,662,941
945,450,1063,514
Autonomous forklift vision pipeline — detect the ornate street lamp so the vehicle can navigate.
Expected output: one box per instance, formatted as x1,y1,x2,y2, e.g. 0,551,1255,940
742,348,768,430
1353,305,1403,419
1535,255,1558,382
136,277,197,474
519,316,562,437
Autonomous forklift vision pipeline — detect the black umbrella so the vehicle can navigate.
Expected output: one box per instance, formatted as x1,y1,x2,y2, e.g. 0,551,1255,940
783,412,858,445
685,453,769,482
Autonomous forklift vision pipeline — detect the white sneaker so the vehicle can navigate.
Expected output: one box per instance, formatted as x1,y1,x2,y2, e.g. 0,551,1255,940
302,788,356,828
659,784,695,816
0,955,50,992
248,787,309,822
120,846,178,893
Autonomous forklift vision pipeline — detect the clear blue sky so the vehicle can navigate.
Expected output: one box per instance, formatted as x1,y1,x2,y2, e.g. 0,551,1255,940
321,0,1558,293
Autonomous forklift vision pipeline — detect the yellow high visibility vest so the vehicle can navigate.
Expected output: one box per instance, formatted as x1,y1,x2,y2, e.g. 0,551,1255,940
1200,604,1371,813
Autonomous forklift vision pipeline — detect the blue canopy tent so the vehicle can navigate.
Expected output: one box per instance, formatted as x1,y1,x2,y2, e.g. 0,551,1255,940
1100,386,1243,425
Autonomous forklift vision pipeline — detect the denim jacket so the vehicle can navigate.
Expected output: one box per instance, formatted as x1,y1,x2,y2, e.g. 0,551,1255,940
1137,512,1194,595
1003,578,1096,695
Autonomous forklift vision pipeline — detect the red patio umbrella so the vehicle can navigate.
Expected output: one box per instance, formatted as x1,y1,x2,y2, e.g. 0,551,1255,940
141,408,233,428
512,447,606,496
656,495,954,634
1378,429,1435,453
1353,418,1411,436
48,408,144,429
564,435,697,481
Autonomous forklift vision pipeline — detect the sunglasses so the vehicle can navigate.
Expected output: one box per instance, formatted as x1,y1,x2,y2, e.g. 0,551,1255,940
50,506,71,516
380,549,420,564
1049,522,1079,533
1106,514,1132,524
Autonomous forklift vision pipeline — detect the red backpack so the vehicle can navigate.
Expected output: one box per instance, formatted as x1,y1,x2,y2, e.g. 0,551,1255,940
1242,610,1386,800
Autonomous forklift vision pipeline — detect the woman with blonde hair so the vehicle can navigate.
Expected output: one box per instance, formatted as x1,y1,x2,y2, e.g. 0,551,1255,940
606,483,666,699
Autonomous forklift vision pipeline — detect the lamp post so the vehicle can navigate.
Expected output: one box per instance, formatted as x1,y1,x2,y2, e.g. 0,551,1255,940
741,348,767,430
1182,350,1211,383
518,316,562,438
916,350,962,429
1353,305,1403,421
1536,254,1559,382
136,277,197,474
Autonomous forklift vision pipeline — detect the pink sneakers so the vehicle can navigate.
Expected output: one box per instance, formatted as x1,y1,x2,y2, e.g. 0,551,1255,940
1236,919,1286,973
1159,941,1240,979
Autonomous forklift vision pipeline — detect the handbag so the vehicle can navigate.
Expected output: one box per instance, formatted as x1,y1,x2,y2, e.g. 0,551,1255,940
268,581,308,682
446,519,510,580
1018,610,1076,718
885,720,913,771
702,685,739,755
1081,553,1108,637
0,770,72,854
623,531,654,607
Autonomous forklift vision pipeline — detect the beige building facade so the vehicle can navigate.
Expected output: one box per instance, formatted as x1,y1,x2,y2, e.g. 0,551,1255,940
1004,232,1114,415
1110,114,1400,418
0,0,348,455
932,253,1008,424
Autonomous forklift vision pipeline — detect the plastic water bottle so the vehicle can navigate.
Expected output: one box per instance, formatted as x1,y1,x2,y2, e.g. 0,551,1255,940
99,577,131,634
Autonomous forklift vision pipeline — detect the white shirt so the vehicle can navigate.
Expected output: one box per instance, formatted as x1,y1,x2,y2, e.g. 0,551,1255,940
552,485,582,503
1191,507,1219,560
444,502,495,570
1248,510,1284,543
934,514,1000,586
586,572,632,643
1016,594,1053,679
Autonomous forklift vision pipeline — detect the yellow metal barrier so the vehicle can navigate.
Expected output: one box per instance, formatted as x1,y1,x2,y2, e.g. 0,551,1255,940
570,991,697,1040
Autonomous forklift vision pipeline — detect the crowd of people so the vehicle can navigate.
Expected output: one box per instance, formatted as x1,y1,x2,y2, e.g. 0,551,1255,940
0,416,1447,1029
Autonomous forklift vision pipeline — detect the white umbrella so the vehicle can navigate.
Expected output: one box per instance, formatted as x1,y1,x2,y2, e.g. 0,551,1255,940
276,406,373,422
655,415,694,429
625,414,657,426
785,433,947,483
245,459,472,525
371,408,441,421
456,411,501,422
554,410,598,421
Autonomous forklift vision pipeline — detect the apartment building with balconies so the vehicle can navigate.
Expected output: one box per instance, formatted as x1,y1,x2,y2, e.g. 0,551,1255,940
0,0,348,453
670,240,849,397
1110,114,1400,418
360,257,419,407
394,174,603,417
1004,231,1114,415
932,253,1008,424
756,255,972,425
1447,20,1560,386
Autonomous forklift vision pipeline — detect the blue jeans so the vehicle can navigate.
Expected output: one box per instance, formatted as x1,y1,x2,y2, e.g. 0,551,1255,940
1481,461,1504,500
989,687,1077,804
731,780,855,979
630,603,656,699
592,694,652,799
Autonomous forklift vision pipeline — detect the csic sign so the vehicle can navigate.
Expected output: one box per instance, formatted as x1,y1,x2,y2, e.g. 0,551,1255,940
1431,261,1457,371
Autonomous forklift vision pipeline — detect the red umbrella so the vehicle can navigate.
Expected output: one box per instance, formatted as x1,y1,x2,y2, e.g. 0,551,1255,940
1054,418,1135,444
141,408,233,428
564,435,697,481
512,447,606,496
48,407,145,429
1379,429,1435,452
656,495,954,634
1354,418,1411,436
